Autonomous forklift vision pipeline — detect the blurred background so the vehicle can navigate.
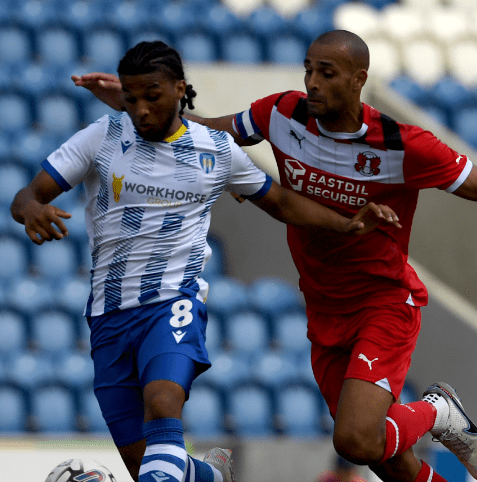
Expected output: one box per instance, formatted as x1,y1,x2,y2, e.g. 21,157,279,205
0,0,477,481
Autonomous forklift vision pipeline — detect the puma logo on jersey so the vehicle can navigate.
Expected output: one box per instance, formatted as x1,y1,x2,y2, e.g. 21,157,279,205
289,130,305,148
456,155,463,164
358,353,378,370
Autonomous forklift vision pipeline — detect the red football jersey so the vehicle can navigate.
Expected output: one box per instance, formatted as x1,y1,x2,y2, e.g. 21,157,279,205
234,91,472,313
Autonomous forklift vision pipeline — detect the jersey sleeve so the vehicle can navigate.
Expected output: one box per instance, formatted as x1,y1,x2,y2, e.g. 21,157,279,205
402,125,473,192
232,92,288,142
41,116,108,191
225,140,272,200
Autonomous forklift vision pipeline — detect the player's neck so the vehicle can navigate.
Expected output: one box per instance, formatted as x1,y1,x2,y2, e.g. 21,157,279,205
163,116,185,141
317,103,363,134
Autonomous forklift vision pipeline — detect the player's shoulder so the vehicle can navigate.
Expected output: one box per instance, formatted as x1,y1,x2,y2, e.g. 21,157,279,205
187,118,236,145
253,90,306,114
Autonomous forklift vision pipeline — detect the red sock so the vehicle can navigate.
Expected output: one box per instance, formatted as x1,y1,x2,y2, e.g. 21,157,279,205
414,461,448,482
381,401,437,462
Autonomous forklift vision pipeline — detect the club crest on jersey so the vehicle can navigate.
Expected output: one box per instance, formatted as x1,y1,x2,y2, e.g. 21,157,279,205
112,173,124,202
355,151,381,177
74,470,106,481
199,153,215,173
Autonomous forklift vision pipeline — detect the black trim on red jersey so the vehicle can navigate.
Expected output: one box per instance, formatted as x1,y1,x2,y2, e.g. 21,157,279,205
380,113,404,151
274,91,293,107
291,97,309,127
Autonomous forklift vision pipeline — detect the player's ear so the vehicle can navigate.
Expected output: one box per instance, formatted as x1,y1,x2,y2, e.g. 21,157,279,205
175,79,187,100
355,69,368,91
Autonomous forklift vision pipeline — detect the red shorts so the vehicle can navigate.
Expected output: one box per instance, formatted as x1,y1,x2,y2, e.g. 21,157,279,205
307,303,421,418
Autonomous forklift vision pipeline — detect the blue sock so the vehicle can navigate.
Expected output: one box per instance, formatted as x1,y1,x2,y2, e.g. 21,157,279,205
138,419,221,482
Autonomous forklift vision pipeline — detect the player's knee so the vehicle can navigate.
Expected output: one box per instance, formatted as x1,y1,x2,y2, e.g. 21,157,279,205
333,425,385,465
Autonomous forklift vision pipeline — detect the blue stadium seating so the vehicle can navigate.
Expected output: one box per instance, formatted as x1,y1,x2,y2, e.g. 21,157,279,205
227,382,275,436
30,384,77,432
54,276,91,318
202,4,243,38
82,26,128,71
0,91,34,134
225,310,270,353
267,35,308,64
205,276,249,319
6,350,55,389
273,310,310,353
182,383,225,437
199,350,250,389
221,33,264,64
30,309,77,355
275,382,322,437
54,351,94,389
248,6,290,41
251,349,298,389
292,7,334,43
400,381,419,405
248,277,303,319
36,93,83,136
8,276,55,314
108,1,149,32
63,0,104,30
204,311,223,355
453,108,477,149
83,97,119,126
175,31,219,63
15,0,58,27
0,163,30,207
0,309,29,356
0,384,28,432
78,389,109,433
36,26,82,66
18,62,65,98
0,234,30,281
0,23,34,65
30,237,79,279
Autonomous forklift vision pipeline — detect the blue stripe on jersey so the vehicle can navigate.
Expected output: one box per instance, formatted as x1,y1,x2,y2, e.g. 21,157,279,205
131,134,156,175
234,111,249,140
241,173,273,200
41,159,72,191
86,114,124,317
235,109,262,140
180,129,231,290
173,128,197,182
139,212,185,303
104,206,145,312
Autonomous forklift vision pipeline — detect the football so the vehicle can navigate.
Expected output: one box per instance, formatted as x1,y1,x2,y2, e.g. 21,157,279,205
44,458,117,482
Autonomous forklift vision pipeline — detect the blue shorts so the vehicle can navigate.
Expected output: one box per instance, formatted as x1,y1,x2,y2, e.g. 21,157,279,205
88,296,211,447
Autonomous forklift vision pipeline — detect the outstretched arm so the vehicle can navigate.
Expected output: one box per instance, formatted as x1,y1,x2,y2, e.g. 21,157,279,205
251,181,401,235
452,165,477,201
11,170,71,245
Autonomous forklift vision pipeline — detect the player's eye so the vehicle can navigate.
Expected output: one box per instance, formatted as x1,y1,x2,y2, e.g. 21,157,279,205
124,96,137,104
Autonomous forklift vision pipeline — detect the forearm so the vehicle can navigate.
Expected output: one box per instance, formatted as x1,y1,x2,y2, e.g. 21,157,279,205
11,186,39,224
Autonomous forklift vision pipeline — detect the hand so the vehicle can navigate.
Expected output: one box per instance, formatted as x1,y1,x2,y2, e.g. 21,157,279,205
22,201,72,245
346,202,402,235
71,72,123,111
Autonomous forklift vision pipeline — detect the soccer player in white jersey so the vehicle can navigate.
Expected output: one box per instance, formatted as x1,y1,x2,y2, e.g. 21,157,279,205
12,41,400,482
73,32,477,482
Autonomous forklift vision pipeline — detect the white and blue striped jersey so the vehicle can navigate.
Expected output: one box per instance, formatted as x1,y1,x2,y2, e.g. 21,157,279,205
42,114,272,316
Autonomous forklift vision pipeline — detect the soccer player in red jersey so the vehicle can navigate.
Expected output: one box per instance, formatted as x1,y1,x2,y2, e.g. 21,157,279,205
73,30,477,482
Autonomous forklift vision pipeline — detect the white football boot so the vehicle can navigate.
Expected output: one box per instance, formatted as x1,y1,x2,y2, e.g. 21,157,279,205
423,382,477,479
203,448,236,482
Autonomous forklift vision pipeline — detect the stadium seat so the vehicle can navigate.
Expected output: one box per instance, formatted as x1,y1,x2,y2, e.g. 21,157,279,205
380,6,425,43
424,6,469,43
8,276,55,314
402,38,446,86
447,40,477,88
36,26,81,65
54,276,91,318
0,163,30,208
275,382,322,437
198,350,250,388
225,310,270,353
0,91,34,133
267,35,307,64
83,98,118,126
0,309,29,356
0,234,30,281
31,384,77,432
203,4,243,38
333,3,382,41
17,61,64,98
227,383,275,436
204,311,223,355
273,310,310,353
108,1,148,32
79,389,109,433
0,23,34,65
248,6,289,40
36,93,83,136
221,33,264,64
248,277,303,319
423,106,450,128
63,0,104,30
82,27,127,71
15,0,57,27
182,383,225,437
453,108,477,149
6,350,55,389
365,37,402,81
222,0,265,17
400,381,419,405
268,0,311,18
30,237,79,279
295,350,317,385
0,384,28,432
30,309,77,355
389,75,430,107
251,349,298,388
175,31,219,63
204,276,249,319
292,6,334,43
54,351,94,389
150,2,197,41
128,28,173,50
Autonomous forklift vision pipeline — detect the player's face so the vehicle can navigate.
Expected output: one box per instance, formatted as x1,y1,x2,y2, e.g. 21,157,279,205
304,42,361,124
120,71,186,142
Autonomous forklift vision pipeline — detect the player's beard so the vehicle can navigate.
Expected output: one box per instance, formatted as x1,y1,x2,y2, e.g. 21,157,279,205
134,108,177,142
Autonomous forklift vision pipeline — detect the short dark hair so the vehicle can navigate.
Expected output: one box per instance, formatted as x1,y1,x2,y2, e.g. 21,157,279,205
118,41,196,115
314,30,369,71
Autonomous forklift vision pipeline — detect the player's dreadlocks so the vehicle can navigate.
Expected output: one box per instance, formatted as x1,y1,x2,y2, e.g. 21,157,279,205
118,41,197,115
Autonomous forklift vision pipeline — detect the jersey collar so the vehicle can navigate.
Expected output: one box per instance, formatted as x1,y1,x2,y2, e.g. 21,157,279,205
163,119,188,143
315,118,368,140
